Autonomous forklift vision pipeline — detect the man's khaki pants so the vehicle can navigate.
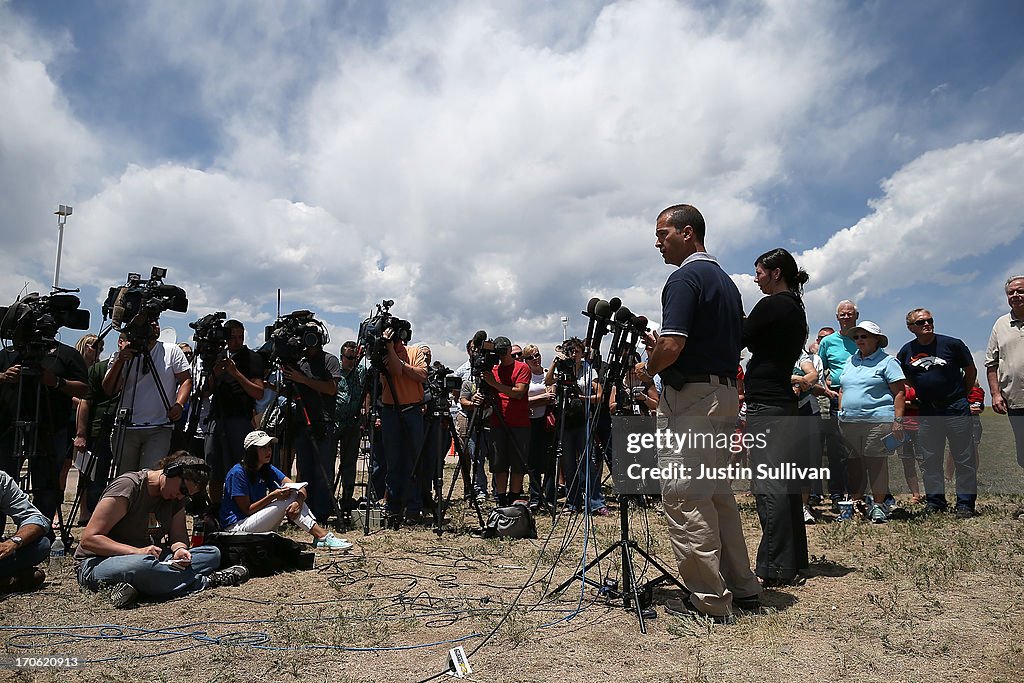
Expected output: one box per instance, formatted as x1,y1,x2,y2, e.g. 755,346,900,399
659,381,761,616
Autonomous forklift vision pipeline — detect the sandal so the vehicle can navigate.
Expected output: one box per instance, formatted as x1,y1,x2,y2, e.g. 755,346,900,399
0,568,45,594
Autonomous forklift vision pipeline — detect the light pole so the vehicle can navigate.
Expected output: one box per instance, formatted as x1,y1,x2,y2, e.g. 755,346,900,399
52,204,73,290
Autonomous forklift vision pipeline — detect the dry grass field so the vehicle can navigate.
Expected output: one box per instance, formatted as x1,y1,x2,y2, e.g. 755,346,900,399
3,412,1023,683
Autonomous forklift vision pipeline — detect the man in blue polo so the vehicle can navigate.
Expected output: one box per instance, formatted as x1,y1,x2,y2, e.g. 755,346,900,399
816,300,861,508
898,308,978,517
635,203,760,622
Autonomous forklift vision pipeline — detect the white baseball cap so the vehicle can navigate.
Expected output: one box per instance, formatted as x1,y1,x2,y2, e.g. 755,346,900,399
243,430,277,449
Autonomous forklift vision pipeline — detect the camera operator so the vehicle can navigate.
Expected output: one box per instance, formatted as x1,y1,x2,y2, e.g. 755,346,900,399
103,319,192,473
76,333,124,516
481,336,531,506
0,338,88,523
280,336,341,522
334,340,365,512
380,328,427,524
545,337,608,515
206,320,265,507
458,371,492,502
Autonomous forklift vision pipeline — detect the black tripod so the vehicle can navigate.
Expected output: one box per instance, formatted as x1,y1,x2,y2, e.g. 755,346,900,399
550,328,684,633
412,397,460,535
265,363,343,526
107,340,177,477
6,363,73,549
462,372,532,508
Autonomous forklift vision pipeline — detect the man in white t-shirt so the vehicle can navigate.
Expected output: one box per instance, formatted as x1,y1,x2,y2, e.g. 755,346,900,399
103,319,192,473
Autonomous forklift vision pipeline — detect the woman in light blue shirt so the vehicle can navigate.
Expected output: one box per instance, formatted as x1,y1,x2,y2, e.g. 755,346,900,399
838,321,905,523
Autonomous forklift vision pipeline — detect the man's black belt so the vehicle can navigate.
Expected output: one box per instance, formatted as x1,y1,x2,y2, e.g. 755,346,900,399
661,366,737,391
682,373,737,387
384,402,421,412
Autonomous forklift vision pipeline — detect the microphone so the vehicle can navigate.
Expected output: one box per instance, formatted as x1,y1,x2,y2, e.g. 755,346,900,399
471,329,488,348
582,297,602,349
586,300,618,371
606,306,632,360
608,297,622,314
589,301,610,344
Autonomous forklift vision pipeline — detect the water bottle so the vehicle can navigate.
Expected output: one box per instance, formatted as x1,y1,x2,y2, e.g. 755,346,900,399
48,536,66,576
190,515,205,547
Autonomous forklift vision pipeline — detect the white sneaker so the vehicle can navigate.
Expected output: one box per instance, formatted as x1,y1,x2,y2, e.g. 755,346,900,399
315,532,353,551
802,505,816,525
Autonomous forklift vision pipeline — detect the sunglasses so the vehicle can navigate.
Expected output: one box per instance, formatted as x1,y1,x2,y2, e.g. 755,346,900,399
910,318,934,327
525,354,541,361
851,333,873,340
179,479,193,503
511,352,523,359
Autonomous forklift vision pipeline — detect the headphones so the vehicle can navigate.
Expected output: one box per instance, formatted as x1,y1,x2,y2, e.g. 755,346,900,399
164,457,211,479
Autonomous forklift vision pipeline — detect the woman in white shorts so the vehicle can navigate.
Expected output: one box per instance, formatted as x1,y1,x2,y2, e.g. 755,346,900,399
219,431,351,550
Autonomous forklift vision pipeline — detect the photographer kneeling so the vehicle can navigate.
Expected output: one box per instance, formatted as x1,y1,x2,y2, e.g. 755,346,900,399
219,430,351,550
75,452,249,608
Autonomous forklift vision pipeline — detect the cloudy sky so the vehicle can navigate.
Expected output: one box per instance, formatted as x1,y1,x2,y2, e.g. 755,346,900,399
2,0,1023,372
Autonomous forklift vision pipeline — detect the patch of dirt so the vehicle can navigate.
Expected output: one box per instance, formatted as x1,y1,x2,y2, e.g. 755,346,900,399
4,490,1024,683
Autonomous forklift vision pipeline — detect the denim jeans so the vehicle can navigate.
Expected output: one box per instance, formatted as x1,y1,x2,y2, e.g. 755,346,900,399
0,536,50,577
916,399,977,510
293,423,338,520
821,400,849,499
85,431,115,511
209,416,254,484
380,405,425,514
336,421,362,505
797,402,823,497
0,427,69,524
528,417,555,505
77,546,221,599
560,425,606,512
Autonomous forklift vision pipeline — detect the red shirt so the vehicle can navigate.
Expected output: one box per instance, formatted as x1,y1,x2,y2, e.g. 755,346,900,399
491,360,531,428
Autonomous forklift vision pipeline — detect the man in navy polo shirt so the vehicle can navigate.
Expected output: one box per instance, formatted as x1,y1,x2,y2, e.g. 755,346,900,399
636,204,760,622
897,308,978,517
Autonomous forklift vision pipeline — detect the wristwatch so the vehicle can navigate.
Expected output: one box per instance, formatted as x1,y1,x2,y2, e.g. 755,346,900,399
893,417,904,423
11,535,24,547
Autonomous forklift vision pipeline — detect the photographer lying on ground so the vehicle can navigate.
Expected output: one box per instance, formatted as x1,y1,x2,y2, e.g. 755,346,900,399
75,452,249,608
219,430,351,549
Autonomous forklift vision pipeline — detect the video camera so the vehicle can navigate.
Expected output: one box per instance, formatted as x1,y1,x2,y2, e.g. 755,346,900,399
262,310,329,365
552,337,583,379
189,312,228,368
102,267,188,348
425,361,461,416
427,361,462,394
0,292,90,361
358,299,412,369
467,330,500,374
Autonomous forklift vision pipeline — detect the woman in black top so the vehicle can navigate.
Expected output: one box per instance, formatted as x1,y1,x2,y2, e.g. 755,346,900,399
743,248,809,588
